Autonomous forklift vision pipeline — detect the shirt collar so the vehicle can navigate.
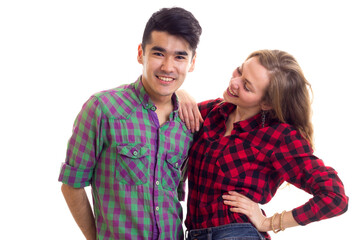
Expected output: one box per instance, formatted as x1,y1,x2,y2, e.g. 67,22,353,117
218,102,262,132
133,76,152,110
133,76,180,120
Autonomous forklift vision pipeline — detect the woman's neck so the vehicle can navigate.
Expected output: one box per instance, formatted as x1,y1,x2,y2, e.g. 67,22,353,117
232,106,260,123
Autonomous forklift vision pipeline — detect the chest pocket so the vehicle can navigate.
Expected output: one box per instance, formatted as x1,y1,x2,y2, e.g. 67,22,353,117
162,151,186,191
216,142,260,179
115,143,150,185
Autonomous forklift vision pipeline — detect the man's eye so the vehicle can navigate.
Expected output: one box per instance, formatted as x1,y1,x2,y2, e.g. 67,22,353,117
153,52,163,56
176,56,186,60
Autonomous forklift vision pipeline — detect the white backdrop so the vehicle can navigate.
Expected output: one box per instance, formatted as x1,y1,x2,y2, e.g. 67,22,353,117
1,0,358,239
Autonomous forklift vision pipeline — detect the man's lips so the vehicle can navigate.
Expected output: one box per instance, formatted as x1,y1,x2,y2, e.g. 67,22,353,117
156,75,175,82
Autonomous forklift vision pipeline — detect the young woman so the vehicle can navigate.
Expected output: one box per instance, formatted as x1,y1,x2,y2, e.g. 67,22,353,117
178,50,348,239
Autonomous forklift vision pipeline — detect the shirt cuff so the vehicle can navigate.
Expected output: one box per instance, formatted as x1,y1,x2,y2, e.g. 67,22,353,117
58,162,93,188
291,205,314,226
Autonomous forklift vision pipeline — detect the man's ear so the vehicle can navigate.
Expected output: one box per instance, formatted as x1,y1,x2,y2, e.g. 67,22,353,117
137,44,143,64
188,52,197,72
261,101,272,111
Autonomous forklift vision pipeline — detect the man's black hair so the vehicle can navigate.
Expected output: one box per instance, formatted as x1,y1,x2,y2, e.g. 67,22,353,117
141,7,202,56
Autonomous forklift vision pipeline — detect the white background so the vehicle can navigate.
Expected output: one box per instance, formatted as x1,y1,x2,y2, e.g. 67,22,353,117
1,0,359,239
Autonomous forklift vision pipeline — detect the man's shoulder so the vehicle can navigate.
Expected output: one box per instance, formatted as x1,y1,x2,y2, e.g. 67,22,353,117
92,82,140,103
90,82,141,118
94,82,134,98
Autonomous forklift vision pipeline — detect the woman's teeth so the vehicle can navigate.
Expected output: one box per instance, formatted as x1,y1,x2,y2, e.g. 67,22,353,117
229,87,237,96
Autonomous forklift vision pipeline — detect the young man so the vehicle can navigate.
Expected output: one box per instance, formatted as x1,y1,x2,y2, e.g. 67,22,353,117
58,7,202,240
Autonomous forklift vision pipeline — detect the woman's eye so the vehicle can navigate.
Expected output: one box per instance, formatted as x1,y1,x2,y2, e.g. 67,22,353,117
244,82,250,92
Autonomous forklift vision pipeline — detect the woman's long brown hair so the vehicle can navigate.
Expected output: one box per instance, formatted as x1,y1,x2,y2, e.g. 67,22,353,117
248,50,314,148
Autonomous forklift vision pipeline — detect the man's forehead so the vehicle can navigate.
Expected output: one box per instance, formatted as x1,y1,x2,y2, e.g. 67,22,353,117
146,31,192,53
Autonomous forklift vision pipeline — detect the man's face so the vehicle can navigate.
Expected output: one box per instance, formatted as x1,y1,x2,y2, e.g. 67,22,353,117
138,31,196,104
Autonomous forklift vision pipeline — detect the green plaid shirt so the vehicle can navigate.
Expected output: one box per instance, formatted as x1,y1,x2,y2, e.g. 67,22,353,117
59,77,193,239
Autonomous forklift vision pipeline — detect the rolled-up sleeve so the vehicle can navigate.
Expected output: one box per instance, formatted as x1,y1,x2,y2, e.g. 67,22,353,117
58,96,103,188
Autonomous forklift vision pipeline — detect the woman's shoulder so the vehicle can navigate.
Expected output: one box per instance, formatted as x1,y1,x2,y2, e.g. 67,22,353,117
268,122,312,152
198,98,224,109
198,98,225,118
268,121,298,135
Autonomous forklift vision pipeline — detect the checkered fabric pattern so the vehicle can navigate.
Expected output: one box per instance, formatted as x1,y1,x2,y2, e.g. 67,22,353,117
59,77,193,240
185,99,348,239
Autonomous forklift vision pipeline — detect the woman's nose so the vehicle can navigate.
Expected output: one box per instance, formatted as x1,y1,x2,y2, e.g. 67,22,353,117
230,77,241,90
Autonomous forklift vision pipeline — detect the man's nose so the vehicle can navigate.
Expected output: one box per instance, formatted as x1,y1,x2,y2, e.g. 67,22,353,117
161,57,175,72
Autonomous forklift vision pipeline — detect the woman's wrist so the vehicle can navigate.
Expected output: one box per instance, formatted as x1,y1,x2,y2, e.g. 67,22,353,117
264,211,287,233
262,217,272,232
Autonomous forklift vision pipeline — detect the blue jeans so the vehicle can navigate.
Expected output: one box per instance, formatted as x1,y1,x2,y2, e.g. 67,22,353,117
186,223,266,240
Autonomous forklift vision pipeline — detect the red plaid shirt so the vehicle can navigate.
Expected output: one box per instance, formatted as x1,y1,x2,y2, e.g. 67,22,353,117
185,99,348,238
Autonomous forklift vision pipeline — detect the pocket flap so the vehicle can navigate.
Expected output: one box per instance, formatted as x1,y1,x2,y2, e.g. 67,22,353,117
117,143,149,159
166,151,184,169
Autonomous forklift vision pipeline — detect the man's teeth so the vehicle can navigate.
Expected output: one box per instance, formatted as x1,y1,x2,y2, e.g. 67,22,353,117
158,76,174,82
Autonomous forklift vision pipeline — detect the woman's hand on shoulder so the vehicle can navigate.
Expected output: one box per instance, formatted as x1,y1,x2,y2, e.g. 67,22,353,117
176,89,203,133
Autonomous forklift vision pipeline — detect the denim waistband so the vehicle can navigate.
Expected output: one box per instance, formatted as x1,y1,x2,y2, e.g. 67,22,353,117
187,223,265,240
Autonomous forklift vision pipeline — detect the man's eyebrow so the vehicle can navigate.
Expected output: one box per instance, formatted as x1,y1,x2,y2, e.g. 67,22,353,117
150,46,189,56
175,51,189,56
151,46,166,52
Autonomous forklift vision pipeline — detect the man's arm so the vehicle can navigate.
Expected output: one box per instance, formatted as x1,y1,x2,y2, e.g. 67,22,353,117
61,184,97,240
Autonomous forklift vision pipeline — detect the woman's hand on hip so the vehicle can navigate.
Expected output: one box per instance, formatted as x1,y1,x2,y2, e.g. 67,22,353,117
223,191,268,232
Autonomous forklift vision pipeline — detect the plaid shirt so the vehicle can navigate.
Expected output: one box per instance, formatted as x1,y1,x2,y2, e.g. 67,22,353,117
185,99,348,239
59,77,193,240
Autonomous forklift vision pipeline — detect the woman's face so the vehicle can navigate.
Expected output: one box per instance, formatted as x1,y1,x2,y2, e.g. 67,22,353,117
223,57,270,114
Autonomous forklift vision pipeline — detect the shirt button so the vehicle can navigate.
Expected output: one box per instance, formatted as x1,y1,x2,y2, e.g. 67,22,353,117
156,180,160,186
175,163,179,168
151,106,156,111
155,206,159,211
133,150,138,156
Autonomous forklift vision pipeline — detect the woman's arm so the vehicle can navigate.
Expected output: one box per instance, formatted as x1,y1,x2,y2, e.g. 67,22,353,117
222,128,348,232
273,131,348,225
176,89,203,132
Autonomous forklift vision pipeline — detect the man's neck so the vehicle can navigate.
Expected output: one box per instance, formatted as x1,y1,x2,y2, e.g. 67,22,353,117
150,95,173,109
153,97,174,126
